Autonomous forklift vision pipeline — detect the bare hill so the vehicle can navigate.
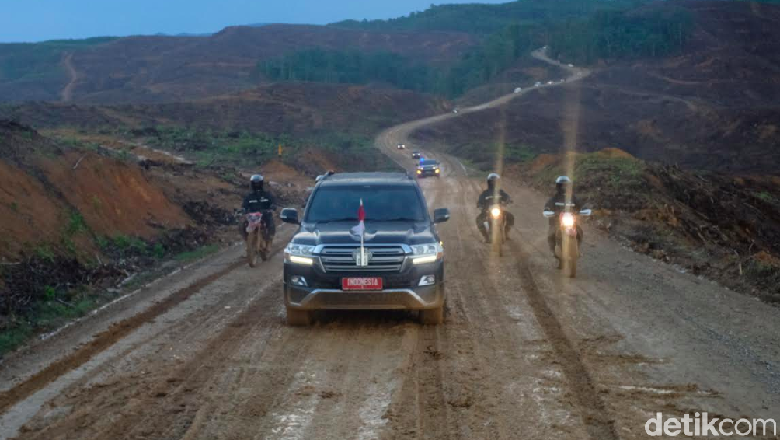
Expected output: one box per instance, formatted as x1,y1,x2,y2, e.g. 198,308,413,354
0,25,477,104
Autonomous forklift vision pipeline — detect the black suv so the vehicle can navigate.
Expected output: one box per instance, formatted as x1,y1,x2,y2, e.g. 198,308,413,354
416,159,441,178
279,173,450,326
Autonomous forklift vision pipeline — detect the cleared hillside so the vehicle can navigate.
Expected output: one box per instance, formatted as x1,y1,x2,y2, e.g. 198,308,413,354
0,25,477,103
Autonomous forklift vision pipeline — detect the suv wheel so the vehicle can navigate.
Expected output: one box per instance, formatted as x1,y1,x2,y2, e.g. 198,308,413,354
420,304,444,325
286,307,313,326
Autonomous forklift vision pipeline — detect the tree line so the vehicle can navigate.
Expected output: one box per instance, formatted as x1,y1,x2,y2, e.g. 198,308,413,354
260,5,693,97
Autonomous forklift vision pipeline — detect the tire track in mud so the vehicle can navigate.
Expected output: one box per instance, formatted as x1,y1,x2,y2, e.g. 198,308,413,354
441,150,618,440
382,134,617,438
25,279,296,440
109,281,306,440
0,242,287,417
507,238,619,440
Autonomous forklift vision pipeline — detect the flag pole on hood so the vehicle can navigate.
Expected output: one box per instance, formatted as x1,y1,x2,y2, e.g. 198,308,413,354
351,199,367,266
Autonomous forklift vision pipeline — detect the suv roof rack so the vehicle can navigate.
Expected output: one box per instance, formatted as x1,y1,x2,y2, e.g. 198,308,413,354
318,172,414,183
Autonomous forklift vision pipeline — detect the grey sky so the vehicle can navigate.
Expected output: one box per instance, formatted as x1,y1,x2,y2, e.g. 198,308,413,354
2,0,507,42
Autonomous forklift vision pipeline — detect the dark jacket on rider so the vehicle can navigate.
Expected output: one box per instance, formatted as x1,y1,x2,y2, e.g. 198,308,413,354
243,190,275,212
544,193,583,224
477,189,511,210
545,192,583,252
242,190,276,236
476,189,514,241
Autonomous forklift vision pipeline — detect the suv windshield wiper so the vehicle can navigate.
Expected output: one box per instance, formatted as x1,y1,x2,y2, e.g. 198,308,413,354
314,217,358,224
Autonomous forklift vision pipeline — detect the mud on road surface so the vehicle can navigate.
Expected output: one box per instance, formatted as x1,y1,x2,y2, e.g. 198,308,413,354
2,62,780,440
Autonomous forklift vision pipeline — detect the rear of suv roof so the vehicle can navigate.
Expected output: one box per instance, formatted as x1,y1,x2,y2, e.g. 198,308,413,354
317,172,415,185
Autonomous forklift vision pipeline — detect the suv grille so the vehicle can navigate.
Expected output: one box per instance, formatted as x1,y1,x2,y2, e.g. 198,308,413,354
319,245,406,273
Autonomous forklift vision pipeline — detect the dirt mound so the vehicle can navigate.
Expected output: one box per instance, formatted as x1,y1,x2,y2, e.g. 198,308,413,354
41,151,190,238
0,25,477,104
513,150,780,302
596,148,634,159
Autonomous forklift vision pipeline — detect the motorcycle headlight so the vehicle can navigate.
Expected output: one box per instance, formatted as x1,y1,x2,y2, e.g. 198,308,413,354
561,212,575,227
416,169,422,174
490,207,502,218
435,168,440,173
285,243,315,265
411,243,443,265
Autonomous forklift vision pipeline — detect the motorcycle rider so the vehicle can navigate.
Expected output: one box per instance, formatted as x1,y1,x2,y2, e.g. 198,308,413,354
544,176,583,254
241,174,276,240
476,173,514,243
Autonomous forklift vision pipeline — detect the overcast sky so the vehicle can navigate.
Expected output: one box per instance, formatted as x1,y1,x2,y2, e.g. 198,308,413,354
2,0,507,42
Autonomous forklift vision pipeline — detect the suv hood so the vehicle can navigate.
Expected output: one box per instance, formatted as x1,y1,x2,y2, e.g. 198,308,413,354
292,221,436,246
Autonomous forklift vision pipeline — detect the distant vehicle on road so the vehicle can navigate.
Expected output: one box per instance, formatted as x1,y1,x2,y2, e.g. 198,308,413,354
412,151,422,159
397,144,406,149
547,81,554,85
534,82,542,87
568,64,574,67
279,172,450,325
514,87,522,93
416,159,441,178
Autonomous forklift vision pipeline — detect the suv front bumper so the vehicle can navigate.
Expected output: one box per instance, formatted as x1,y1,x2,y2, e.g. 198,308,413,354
284,262,444,310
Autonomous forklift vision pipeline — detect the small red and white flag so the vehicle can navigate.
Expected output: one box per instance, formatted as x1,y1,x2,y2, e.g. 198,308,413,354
351,199,366,237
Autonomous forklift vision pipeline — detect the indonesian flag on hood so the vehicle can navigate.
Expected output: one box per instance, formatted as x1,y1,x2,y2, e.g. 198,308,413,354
351,199,366,236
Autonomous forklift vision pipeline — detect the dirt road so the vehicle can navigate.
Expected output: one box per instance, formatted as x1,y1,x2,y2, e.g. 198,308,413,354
60,53,79,103
2,52,779,440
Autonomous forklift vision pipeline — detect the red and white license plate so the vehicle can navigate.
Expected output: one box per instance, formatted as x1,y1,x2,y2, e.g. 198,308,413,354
342,277,383,291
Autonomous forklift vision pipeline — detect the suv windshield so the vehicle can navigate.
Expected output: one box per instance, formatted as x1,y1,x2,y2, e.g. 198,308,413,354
306,185,427,223
420,160,438,166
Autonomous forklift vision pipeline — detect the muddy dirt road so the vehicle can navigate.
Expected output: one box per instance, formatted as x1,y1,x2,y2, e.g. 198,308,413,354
2,54,779,440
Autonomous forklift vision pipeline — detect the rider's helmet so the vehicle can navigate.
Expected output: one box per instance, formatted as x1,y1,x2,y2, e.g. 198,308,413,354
487,173,500,191
250,174,264,192
555,175,571,194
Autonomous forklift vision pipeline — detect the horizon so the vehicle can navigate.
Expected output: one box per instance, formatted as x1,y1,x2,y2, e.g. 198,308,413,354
1,0,508,43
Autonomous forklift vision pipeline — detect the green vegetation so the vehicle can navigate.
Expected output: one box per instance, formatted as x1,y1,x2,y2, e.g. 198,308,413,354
146,125,388,171
259,49,434,92
504,143,538,163
34,245,56,262
66,210,88,235
548,8,694,64
0,322,32,355
577,154,644,182
151,126,286,167
755,191,776,204
0,37,117,82
0,289,101,356
271,2,693,97
330,0,637,34
101,235,152,257
530,152,647,194
174,244,219,263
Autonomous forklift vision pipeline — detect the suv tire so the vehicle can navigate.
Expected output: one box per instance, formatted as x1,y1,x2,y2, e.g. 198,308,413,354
286,307,313,326
420,304,444,325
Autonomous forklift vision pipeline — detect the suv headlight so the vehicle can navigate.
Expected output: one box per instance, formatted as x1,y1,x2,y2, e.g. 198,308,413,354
411,242,443,265
285,243,315,265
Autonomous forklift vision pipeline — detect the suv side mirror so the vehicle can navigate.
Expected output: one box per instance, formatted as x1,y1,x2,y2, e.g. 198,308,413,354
543,210,555,218
280,208,300,225
433,208,450,223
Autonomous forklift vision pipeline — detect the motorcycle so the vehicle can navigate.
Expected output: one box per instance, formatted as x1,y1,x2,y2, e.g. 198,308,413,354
543,205,591,278
244,212,272,267
484,202,509,256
